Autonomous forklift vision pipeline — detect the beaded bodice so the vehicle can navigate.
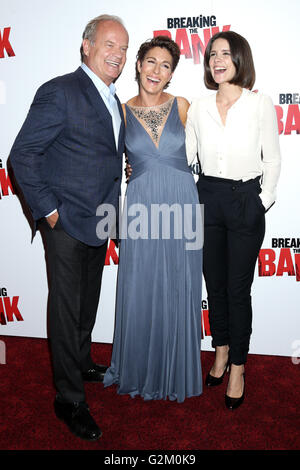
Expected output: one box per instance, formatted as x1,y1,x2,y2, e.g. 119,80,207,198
124,97,191,182
128,98,174,148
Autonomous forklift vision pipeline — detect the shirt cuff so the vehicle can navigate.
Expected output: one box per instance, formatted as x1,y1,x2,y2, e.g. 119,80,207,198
45,209,57,218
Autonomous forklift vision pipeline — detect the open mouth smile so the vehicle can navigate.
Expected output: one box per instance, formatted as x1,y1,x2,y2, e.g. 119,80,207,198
147,76,160,84
105,60,121,68
214,67,227,74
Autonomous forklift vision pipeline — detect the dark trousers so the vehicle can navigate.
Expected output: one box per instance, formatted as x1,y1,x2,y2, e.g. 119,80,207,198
40,218,107,403
197,175,265,365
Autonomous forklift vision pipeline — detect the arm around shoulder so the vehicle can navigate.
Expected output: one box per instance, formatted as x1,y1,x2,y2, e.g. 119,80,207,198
176,96,190,127
184,99,201,166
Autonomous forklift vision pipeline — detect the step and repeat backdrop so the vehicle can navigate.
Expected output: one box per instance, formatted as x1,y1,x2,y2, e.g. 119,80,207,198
1,0,299,358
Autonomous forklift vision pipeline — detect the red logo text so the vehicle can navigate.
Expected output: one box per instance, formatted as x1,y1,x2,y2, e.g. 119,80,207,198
0,27,15,58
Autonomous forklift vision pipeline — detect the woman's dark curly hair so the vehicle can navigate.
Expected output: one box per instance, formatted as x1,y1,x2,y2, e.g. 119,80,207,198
135,35,181,89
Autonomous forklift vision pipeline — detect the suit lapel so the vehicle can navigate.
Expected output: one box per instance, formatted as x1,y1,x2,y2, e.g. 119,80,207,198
75,67,115,143
115,94,125,157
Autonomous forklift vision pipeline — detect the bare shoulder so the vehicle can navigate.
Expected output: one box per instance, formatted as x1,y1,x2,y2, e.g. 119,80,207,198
176,96,190,126
122,96,138,124
176,96,190,109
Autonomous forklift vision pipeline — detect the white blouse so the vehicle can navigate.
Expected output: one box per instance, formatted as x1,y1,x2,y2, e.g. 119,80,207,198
185,88,281,210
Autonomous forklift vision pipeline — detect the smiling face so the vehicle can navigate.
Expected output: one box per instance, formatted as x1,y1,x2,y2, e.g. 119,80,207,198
209,38,236,86
82,20,128,86
137,47,173,94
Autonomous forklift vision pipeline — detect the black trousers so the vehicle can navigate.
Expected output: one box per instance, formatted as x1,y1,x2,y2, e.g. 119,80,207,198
197,175,265,365
40,218,108,403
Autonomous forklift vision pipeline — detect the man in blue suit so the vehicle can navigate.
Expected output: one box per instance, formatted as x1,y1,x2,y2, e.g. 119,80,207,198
10,14,129,441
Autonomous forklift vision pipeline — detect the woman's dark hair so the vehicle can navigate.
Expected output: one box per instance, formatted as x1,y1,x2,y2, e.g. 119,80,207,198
135,36,181,89
204,31,255,90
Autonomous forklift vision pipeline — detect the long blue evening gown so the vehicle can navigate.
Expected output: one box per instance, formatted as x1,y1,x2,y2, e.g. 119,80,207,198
103,97,203,402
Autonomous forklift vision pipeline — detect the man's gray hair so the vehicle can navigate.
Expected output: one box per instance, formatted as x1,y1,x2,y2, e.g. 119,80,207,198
80,14,126,62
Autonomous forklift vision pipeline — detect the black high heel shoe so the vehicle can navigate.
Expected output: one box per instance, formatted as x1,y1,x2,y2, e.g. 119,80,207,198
225,373,245,410
205,361,229,387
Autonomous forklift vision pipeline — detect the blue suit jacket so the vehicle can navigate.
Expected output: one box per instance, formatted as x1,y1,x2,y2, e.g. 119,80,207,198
10,67,124,246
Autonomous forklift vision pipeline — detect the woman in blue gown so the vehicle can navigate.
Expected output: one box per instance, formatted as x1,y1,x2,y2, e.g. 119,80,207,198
103,36,203,403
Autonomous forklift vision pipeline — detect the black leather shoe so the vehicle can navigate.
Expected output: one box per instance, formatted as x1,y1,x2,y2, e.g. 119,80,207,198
205,361,229,387
225,373,245,410
82,364,108,383
54,397,102,441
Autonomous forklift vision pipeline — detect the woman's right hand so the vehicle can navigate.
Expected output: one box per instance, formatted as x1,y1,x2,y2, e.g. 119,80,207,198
125,159,132,183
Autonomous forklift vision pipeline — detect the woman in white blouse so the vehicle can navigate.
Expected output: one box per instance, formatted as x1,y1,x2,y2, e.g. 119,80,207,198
186,31,281,410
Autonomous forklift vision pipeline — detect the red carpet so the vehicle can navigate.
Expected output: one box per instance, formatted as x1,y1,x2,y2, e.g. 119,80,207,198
0,335,299,451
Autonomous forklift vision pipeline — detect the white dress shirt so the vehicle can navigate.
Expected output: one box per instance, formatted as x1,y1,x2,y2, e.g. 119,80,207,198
185,88,281,210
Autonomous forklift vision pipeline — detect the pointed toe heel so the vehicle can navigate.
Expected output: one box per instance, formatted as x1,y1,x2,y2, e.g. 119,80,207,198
225,373,245,410
205,361,229,387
